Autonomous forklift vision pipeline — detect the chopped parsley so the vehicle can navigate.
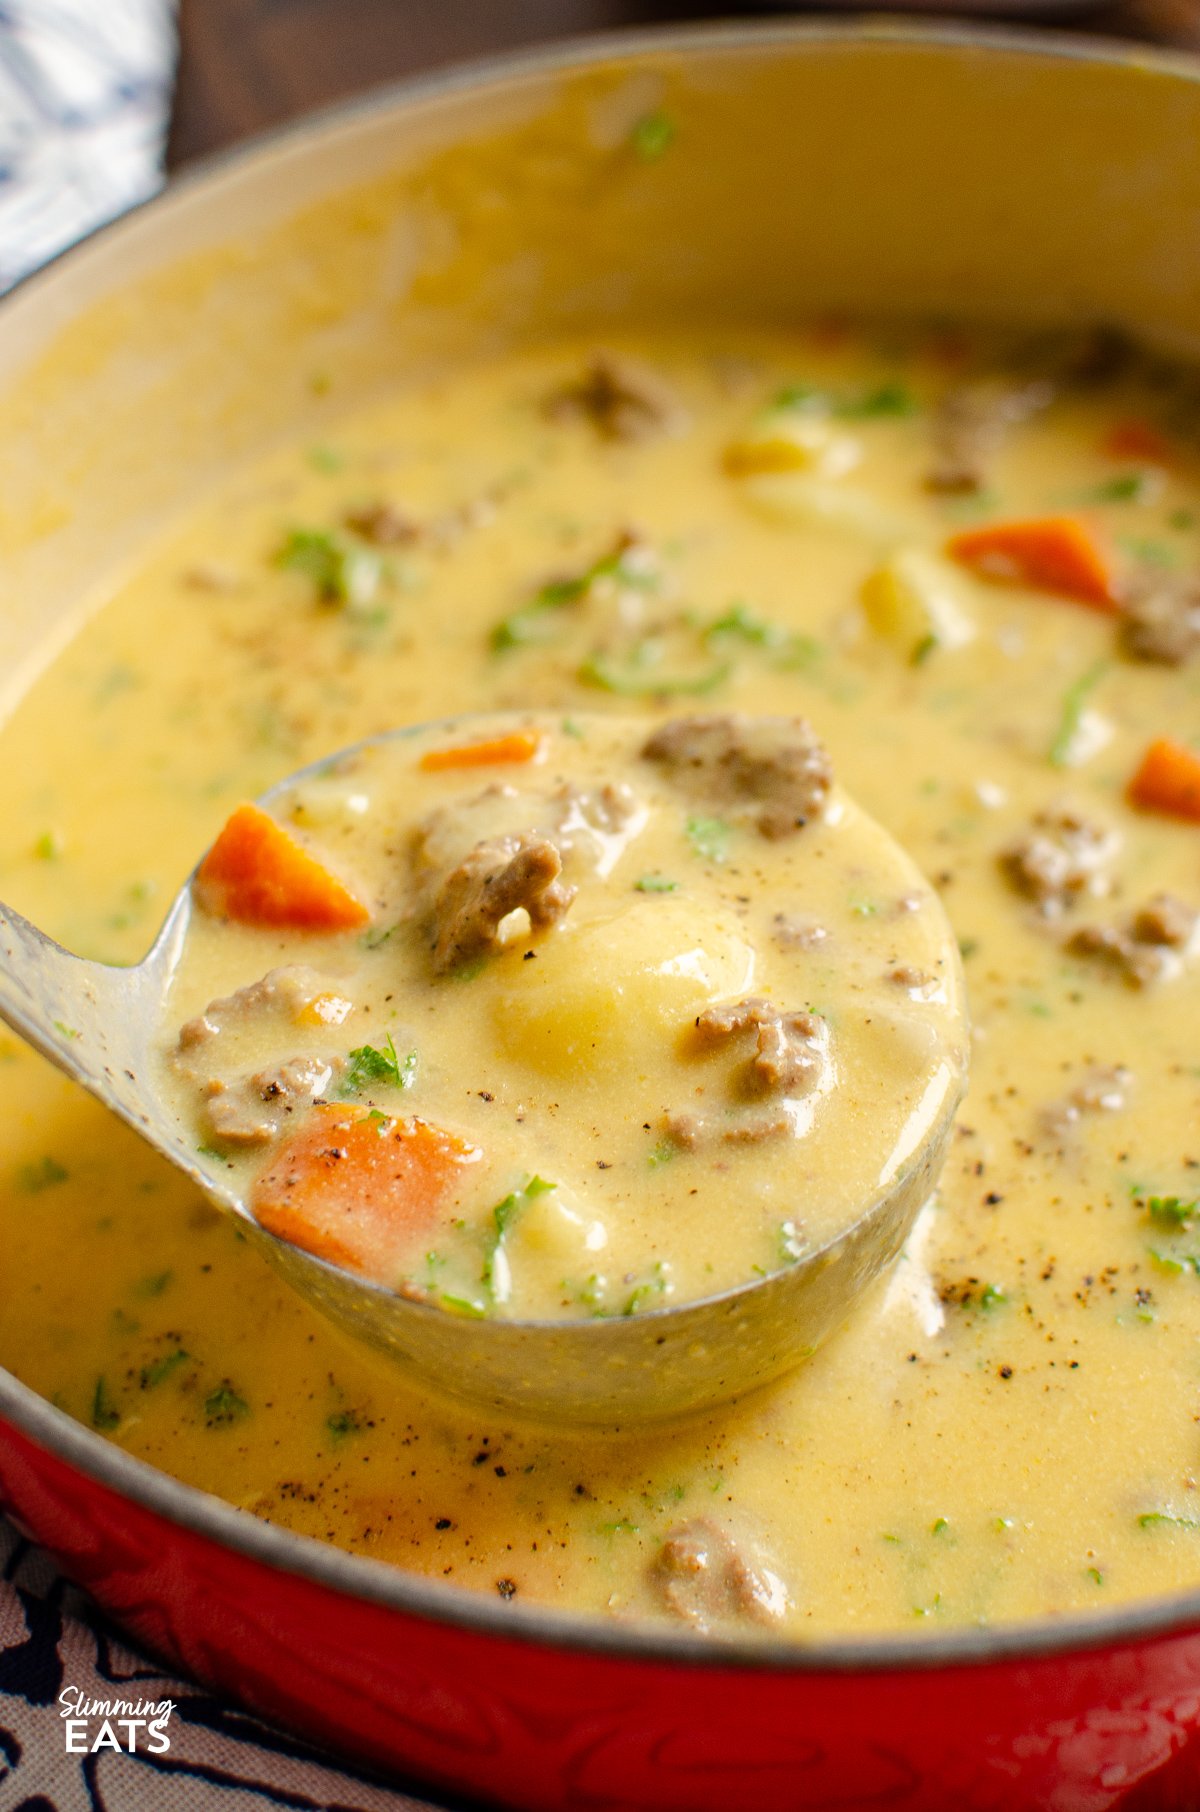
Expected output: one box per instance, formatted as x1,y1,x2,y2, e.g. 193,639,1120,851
836,381,917,419
91,1376,120,1432
482,1176,556,1307
140,1347,190,1390
702,600,821,670
1146,1195,1198,1225
1087,471,1151,503
203,1382,249,1426
1117,533,1180,569
1138,1511,1200,1531
306,444,345,474
340,1035,416,1096
1048,659,1108,768
33,829,63,860
276,527,383,610
623,1261,671,1317
684,814,731,863
492,541,656,652
773,379,916,420
579,647,730,698
567,1273,610,1317
360,921,400,950
635,874,678,893
133,1269,174,1299
631,109,676,162
778,1220,805,1265
1146,1247,1197,1276
17,1156,68,1192
326,1408,362,1441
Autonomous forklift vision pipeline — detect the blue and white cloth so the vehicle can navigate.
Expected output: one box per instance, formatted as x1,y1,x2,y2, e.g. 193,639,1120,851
0,1521,440,1810
0,0,176,290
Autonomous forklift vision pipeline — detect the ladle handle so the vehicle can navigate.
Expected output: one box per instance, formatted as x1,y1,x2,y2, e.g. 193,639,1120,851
0,898,182,1145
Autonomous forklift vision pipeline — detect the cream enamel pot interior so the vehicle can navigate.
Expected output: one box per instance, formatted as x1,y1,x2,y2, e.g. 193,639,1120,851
4,23,1200,1810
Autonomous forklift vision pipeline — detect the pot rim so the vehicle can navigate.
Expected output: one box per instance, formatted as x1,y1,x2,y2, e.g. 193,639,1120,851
5,11,1200,1679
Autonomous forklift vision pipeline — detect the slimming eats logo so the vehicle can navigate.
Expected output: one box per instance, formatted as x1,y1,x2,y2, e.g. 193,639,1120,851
58,1687,175,1753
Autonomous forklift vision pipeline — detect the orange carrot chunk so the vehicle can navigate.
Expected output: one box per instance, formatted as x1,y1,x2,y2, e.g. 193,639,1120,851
946,516,1117,611
419,729,542,772
1103,419,1174,466
1128,738,1200,824
195,803,370,931
251,1104,483,1279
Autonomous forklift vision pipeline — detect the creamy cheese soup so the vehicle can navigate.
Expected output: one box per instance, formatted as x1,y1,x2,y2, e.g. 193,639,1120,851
2,321,1200,1637
160,711,966,1321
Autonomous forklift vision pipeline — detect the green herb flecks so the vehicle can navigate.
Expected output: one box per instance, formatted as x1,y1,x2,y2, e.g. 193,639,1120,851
1138,1511,1200,1531
772,379,916,420
327,1408,363,1441
17,1156,68,1192
1118,533,1181,569
631,109,676,162
435,1292,488,1318
340,1034,416,1097
482,1176,556,1309
1146,1195,1198,1226
836,381,917,420
33,829,63,861
702,600,821,671
1048,659,1108,768
623,1261,672,1317
277,527,383,611
133,1269,174,1299
306,444,345,474
203,1382,249,1427
1087,471,1152,504
491,541,657,652
635,875,678,893
140,1347,190,1390
1146,1247,1198,1276
579,646,731,699
778,1220,805,1266
565,1273,611,1318
91,1376,120,1432
360,920,401,950
685,814,732,864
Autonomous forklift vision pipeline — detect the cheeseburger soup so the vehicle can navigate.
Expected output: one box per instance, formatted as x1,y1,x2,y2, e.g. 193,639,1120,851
161,711,966,1321
1,321,1199,1637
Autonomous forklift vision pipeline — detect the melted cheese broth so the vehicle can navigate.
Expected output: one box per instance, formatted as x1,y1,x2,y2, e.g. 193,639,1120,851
2,325,1199,1636
160,714,966,1319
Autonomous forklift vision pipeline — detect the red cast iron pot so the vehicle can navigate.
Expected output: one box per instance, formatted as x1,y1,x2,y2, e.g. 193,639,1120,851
4,21,1200,1809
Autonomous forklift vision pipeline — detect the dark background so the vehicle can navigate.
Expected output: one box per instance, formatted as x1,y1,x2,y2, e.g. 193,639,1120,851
167,0,1200,167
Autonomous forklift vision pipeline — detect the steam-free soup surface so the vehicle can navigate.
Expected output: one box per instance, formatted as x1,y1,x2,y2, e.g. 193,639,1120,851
2,321,1199,1638
162,710,965,1321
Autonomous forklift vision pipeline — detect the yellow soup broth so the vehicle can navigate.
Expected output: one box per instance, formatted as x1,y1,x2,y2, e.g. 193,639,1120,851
2,323,1200,1636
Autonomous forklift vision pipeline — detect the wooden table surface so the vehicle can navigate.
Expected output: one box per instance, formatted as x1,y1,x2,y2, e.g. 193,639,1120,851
167,0,1200,167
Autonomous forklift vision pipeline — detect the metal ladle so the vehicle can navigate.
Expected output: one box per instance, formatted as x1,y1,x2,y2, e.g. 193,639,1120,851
0,724,965,1425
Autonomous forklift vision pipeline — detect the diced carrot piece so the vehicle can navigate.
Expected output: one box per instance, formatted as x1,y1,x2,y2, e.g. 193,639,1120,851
1128,738,1200,823
946,516,1117,612
1103,419,1174,466
419,729,543,772
251,1104,483,1279
195,803,369,931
